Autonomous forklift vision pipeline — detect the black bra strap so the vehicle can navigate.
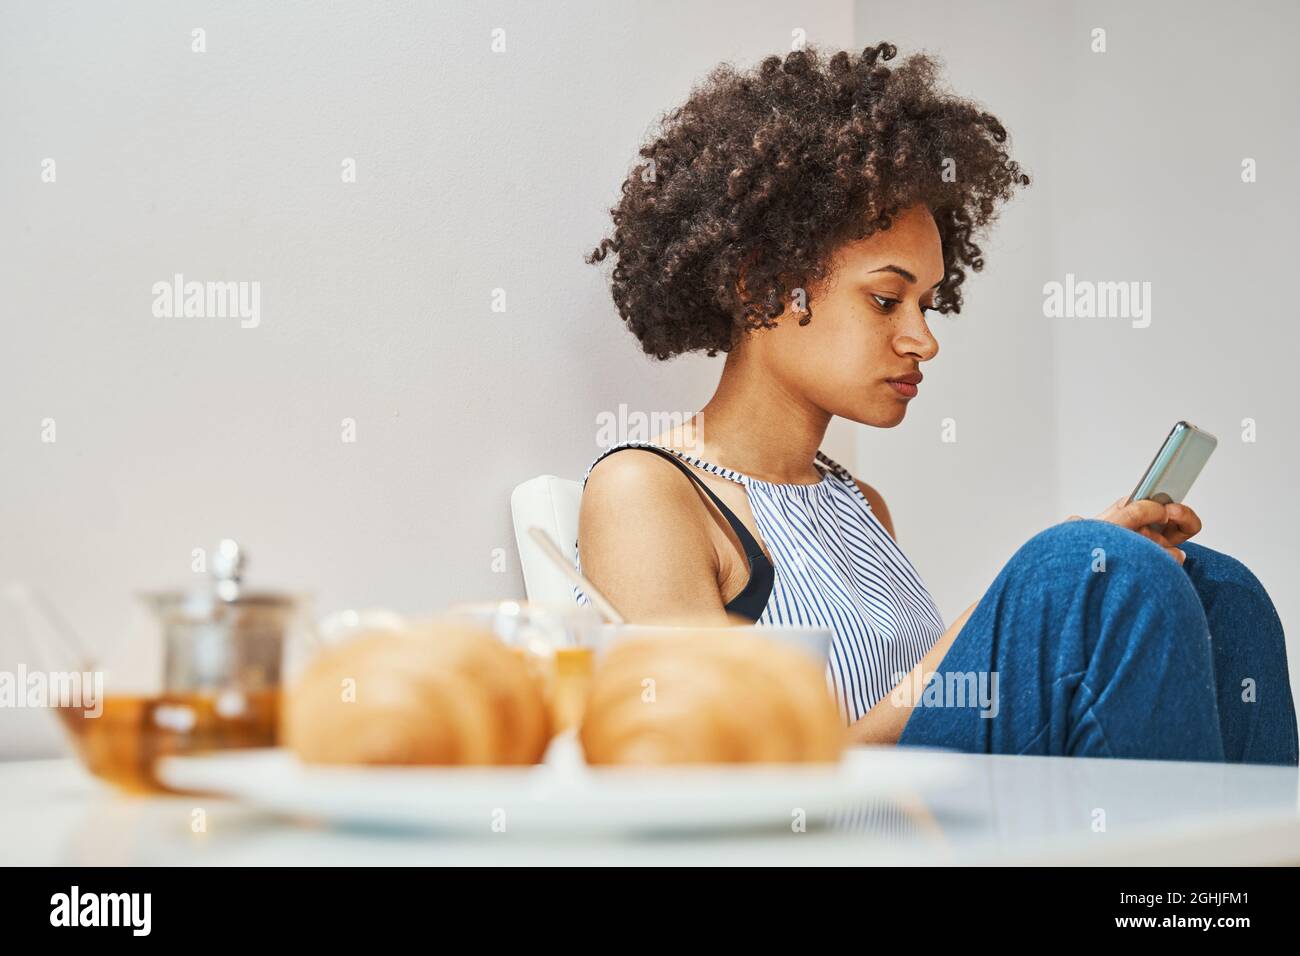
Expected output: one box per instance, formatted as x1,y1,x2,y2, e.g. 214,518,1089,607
594,445,766,561
590,445,774,622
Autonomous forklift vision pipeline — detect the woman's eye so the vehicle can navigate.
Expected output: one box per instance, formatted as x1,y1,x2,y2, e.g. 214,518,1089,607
871,294,937,317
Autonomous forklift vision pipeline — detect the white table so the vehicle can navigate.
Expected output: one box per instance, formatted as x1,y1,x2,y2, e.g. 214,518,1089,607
2,751,1297,866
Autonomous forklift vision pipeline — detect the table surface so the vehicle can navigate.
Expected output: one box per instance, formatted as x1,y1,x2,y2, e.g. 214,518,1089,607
2,749,1298,866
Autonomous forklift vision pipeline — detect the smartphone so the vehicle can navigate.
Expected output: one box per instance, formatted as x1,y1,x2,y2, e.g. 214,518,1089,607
1126,421,1217,509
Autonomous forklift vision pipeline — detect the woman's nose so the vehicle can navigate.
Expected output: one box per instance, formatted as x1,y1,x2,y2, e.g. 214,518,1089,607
898,321,939,361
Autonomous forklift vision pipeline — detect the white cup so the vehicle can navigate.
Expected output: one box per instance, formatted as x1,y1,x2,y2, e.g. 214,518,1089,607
595,623,832,665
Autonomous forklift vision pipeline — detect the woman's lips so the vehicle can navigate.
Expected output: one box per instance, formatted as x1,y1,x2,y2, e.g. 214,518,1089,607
887,380,919,398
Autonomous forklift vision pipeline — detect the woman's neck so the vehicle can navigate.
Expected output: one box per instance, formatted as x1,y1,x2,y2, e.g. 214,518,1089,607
663,348,831,484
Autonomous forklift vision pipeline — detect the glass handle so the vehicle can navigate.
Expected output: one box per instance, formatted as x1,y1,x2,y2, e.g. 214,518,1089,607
1,582,94,673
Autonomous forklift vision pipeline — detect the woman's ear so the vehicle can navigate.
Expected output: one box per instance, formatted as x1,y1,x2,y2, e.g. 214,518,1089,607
735,258,816,328
734,257,754,300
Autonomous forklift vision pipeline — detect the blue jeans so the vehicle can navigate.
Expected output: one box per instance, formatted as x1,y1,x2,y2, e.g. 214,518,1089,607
897,519,1299,765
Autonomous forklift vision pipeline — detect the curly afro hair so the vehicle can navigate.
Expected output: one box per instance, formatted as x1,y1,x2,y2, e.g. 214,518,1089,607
587,42,1031,360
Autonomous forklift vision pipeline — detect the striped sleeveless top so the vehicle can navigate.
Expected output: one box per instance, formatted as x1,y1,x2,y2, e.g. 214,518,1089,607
574,441,946,724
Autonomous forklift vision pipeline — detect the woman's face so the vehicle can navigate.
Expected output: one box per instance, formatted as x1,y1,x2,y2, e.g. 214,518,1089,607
744,203,944,428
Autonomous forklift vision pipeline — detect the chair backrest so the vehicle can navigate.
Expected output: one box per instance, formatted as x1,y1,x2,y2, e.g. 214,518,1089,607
510,474,583,606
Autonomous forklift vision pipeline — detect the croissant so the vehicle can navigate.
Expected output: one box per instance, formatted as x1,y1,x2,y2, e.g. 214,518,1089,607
284,622,550,765
580,630,845,764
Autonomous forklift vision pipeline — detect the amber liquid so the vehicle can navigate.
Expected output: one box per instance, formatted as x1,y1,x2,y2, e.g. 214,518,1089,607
513,647,593,735
56,689,280,793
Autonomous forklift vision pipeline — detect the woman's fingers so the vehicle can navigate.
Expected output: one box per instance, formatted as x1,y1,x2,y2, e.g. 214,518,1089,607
1068,497,1199,564
1136,526,1171,547
1101,497,1168,531
1135,527,1185,564
1092,496,1126,522
1162,503,1202,546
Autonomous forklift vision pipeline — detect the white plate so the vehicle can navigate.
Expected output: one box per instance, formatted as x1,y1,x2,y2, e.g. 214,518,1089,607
157,738,963,835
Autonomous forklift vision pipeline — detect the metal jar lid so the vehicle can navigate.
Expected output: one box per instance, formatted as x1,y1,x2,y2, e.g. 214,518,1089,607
139,539,302,626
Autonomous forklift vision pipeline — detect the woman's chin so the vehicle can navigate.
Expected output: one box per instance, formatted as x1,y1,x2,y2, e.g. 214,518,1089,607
838,403,909,428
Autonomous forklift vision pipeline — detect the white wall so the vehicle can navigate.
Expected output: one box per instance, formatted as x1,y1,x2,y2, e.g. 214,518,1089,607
0,1,855,756
849,0,1062,626
6,1,1295,758
853,0,1300,709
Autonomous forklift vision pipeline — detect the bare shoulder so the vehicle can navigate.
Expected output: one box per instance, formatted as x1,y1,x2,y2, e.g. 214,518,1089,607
581,448,703,516
854,479,896,539
577,448,724,621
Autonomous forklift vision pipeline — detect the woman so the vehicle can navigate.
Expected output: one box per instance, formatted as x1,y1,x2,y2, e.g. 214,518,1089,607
577,43,1298,764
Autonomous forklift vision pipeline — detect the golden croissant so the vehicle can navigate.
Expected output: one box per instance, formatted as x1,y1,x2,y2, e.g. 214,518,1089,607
284,622,550,765
580,630,845,764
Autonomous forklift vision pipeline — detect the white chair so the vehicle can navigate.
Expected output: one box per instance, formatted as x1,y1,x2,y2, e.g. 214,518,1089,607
510,475,584,606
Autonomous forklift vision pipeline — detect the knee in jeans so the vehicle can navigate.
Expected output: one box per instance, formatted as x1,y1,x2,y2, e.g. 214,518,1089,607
1182,541,1267,595
1181,542,1283,651
1016,518,1170,575
1006,520,1206,625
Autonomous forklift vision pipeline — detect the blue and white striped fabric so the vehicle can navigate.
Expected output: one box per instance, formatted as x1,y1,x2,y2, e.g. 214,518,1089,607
574,441,946,724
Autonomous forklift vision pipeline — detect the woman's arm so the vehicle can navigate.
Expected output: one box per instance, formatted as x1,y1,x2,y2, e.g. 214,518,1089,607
849,497,1207,745
577,450,733,625
847,478,961,743
850,600,976,744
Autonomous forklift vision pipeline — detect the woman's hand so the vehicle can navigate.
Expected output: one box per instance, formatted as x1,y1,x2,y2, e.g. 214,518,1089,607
1066,498,1203,566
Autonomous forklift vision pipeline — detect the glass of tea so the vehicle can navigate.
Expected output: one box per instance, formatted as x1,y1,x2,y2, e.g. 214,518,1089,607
7,539,307,793
443,601,605,735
